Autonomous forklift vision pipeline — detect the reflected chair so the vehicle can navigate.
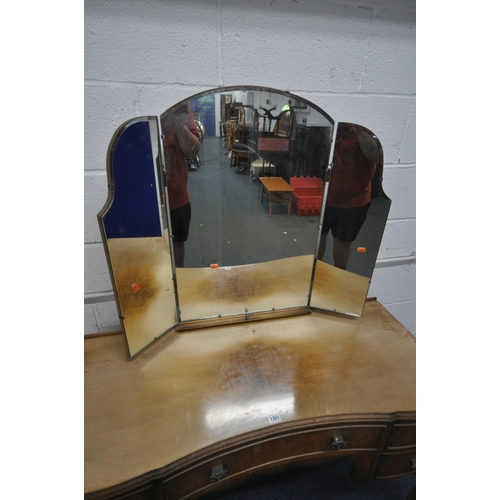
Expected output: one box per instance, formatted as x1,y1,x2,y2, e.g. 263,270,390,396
257,107,294,178
226,119,235,155
274,106,293,137
227,109,258,172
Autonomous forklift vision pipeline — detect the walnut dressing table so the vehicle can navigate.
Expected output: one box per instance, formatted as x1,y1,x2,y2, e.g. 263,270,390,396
90,86,414,499
84,299,416,500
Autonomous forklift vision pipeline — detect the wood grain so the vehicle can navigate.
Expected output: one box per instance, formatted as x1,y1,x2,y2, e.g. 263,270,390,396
259,176,295,216
85,300,415,495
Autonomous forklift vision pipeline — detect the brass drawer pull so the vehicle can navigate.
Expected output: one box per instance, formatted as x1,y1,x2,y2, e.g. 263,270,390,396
210,464,228,483
331,435,348,450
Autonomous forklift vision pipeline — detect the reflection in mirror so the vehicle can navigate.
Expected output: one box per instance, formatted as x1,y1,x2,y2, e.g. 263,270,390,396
160,87,335,328
97,87,392,356
161,88,333,268
310,122,390,315
97,117,178,357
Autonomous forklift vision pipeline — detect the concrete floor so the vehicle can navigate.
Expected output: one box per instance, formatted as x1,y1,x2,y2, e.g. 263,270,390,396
185,136,320,269
183,136,390,278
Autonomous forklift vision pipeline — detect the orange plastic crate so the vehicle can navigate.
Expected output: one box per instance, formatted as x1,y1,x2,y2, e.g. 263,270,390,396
292,194,322,216
290,176,324,189
292,203,321,216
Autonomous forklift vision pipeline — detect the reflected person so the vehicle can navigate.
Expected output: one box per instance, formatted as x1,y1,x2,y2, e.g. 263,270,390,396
161,103,201,267
318,123,380,269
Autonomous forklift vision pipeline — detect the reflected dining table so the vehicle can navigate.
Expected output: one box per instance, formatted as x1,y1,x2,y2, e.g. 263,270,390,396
259,177,295,217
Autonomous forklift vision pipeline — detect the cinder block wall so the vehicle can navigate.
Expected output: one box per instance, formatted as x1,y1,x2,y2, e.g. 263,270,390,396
84,0,416,335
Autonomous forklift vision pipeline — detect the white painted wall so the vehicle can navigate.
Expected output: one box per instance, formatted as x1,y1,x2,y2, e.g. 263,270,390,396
84,0,416,335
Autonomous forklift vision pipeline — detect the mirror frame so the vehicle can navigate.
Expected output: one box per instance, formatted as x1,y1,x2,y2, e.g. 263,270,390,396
98,86,390,357
161,86,338,330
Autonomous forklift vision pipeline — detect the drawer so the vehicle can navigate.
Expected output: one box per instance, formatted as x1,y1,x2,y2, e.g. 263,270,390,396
164,424,386,499
376,450,416,479
386,423,415,449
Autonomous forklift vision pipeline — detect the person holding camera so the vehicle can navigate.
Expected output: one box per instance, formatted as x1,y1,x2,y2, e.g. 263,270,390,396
318,123,380,269
161,103,201,267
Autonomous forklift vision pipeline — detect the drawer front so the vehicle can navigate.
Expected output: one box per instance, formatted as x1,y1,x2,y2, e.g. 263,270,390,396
84,480,163,500
386,423,416,449
164,424,386,499
376,450,416,478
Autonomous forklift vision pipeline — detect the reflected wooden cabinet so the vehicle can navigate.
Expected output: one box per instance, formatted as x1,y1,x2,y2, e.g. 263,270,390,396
84,300,416,500
292,124,332,178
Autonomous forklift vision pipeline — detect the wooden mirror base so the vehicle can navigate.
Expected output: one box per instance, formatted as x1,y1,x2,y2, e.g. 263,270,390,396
176,305,311,332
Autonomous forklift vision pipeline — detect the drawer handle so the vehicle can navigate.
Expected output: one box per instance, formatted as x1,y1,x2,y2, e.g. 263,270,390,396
412,459,416,471
331,435,348,450
210,464,228,483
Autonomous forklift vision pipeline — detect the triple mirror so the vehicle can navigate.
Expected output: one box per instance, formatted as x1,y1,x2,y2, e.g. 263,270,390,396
98,86,390,357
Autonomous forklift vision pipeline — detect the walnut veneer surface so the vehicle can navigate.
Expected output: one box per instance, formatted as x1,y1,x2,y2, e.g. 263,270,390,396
84,300,415,500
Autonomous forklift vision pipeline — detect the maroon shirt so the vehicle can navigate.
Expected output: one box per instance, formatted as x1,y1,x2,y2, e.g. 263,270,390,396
327,135,376,208
163,107,200,211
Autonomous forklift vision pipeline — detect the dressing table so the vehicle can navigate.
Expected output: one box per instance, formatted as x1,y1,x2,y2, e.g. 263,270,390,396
85,299,415,500
87,86,415,499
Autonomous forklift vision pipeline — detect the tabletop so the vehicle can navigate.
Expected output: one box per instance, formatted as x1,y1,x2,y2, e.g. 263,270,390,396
85,300,415,495
259,176,295,192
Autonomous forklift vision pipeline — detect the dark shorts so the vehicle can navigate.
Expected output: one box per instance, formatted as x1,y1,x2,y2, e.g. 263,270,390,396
170,203,191,243
321,203,370,243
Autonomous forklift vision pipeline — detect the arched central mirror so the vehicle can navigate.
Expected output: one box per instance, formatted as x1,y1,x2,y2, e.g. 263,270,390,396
98,86,390,357
160,87,335,329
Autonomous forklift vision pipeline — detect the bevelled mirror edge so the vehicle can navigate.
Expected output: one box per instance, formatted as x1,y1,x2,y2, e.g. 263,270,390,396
309,121,391,317
160,86,337,329
96,88,392,358
98,116,179,358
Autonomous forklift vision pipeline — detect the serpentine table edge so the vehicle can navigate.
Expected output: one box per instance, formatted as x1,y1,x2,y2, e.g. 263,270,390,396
85,300,416,500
